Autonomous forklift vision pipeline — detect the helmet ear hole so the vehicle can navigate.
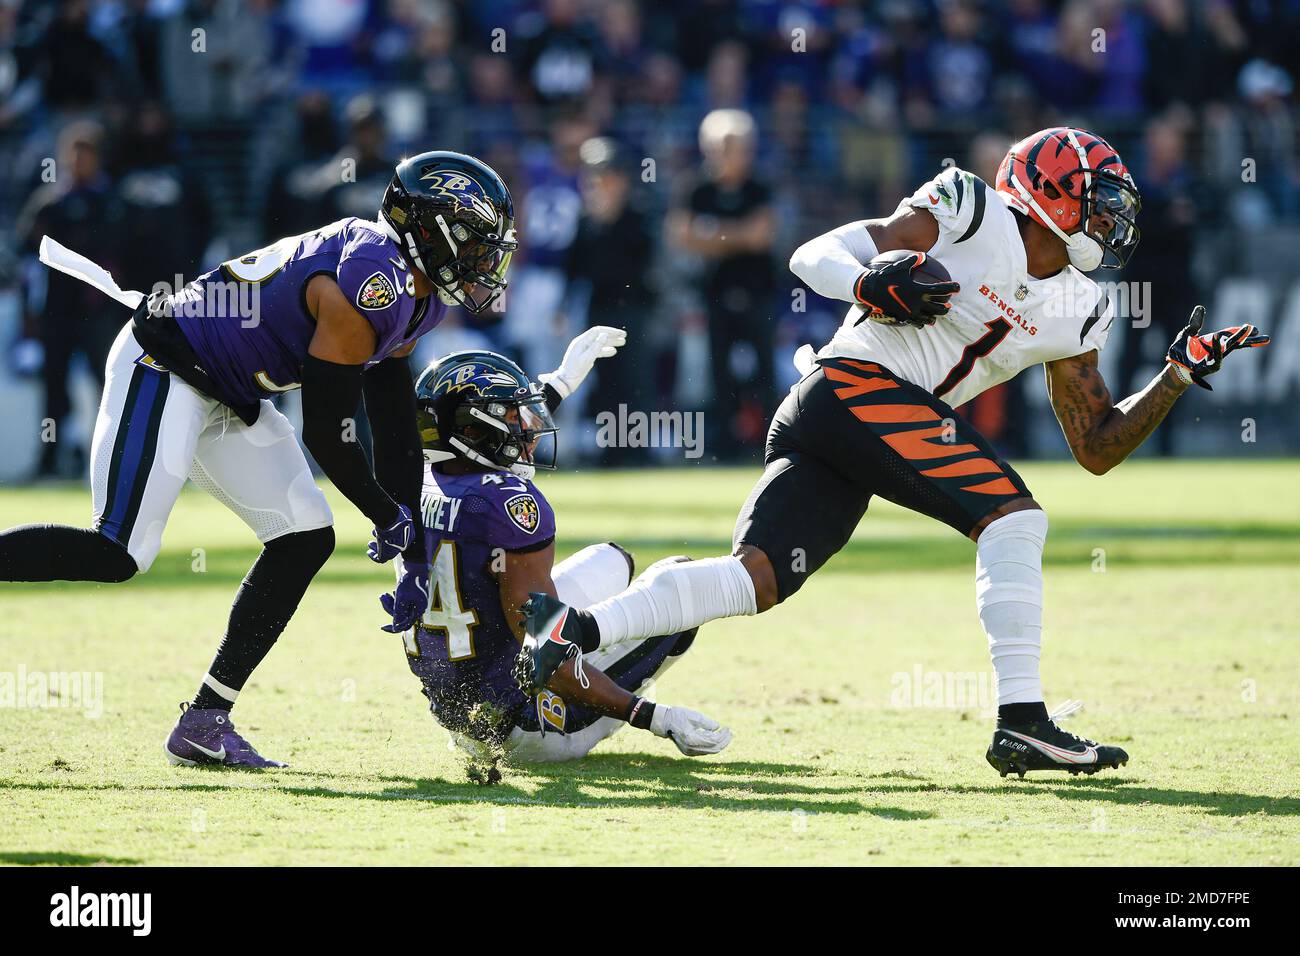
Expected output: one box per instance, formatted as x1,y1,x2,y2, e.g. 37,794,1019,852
1043,181,1061,200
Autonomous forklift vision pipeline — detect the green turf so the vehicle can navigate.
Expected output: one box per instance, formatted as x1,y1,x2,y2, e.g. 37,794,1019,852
1,460,1298,865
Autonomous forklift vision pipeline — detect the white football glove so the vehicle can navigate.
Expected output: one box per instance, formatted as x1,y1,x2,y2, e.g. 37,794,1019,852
649,704,732,757
538,325,627,400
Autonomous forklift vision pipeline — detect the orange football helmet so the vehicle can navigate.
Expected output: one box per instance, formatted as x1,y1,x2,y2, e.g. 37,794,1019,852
995,127,1141,270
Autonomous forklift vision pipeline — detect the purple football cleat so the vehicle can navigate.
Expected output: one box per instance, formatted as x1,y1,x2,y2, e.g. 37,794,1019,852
164,703,287,769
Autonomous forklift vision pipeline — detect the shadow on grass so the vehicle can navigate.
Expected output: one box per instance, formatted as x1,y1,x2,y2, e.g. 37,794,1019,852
0,850,142,866
863,776,1300,817
349,754,932,818
3,519,1297,594
0,756,925,819
4,760,1296,819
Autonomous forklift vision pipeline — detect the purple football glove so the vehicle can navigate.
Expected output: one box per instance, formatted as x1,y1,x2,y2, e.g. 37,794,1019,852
368,504,415,564
380,560,430,633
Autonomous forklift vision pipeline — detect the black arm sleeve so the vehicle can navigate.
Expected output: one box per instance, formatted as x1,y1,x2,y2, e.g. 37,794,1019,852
300,354,397,528
363,355,425,560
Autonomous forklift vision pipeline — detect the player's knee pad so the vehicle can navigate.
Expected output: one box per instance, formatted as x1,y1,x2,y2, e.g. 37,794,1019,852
264,525,335,576
553,541,636,608
605,541,636,582
111,525,161,574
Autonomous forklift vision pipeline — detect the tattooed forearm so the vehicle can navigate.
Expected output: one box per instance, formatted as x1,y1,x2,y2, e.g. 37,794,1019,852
1046,354,1188,475
1085,367,1187,465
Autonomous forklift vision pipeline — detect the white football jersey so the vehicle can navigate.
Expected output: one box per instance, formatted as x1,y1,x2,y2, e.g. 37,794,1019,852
819,166,1114,408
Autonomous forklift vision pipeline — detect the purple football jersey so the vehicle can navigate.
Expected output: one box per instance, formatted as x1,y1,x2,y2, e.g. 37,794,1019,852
169,218,446,406
404,468,557,739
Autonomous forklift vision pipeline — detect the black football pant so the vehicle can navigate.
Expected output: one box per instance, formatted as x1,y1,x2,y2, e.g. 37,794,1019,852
733,358,1032,603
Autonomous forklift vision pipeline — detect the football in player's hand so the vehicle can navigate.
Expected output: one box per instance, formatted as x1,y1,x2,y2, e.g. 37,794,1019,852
861,249,955,327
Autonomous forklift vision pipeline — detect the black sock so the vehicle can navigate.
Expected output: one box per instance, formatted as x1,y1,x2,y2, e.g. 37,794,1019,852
997,701,1049,726
0,525,137,582
192,527,334,711
572,608,601,653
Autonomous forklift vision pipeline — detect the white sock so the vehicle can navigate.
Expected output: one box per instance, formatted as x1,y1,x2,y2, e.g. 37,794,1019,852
976,509,1048,706
586,555,757,647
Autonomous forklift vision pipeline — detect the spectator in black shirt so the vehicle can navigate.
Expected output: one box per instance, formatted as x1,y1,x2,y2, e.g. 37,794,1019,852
319,95,396,223
671,109,776,460
112,101,213,295
262,91,341,239
30,0,119,113
566,137,658,463
520,0,601,107
15,120,127,478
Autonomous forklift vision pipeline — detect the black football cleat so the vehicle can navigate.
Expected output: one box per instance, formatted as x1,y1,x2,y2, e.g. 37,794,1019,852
512,592,584,695
986,718,1129,778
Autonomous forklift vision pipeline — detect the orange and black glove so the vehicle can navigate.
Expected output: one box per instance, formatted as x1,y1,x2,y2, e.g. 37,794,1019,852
1166,305,1270,391
853,252,958,328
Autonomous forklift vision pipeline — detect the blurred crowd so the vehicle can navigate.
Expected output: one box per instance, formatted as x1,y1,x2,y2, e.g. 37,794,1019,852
2,0,1298,474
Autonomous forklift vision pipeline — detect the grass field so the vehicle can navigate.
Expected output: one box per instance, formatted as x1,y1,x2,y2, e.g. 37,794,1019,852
1,459,1298,866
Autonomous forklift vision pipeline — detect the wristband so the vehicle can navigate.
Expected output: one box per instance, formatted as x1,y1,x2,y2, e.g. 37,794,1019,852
628,696,656,730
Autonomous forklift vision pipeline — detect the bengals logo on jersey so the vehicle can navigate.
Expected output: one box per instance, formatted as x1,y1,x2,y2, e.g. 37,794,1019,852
356,271,397,311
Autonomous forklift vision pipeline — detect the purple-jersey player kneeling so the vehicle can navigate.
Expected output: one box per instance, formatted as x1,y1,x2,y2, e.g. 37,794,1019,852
394,347,731,764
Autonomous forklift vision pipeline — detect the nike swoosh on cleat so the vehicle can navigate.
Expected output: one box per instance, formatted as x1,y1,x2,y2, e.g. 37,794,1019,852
546,609,570,645
182,738,226,761
1000,730,1096,764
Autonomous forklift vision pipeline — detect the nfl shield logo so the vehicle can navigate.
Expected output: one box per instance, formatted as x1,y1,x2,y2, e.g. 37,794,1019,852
1015,284,1029,301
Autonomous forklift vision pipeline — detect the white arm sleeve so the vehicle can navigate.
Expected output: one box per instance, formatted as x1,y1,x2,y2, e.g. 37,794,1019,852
788,220,879,303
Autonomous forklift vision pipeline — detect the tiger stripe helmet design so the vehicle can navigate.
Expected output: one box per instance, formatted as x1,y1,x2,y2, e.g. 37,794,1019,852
995,127,1141,270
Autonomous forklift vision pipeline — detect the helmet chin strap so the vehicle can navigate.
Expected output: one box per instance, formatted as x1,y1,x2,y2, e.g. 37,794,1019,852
445,435,535,479
377,214,433,281
1061,130,1104,271
1007,168,1104,272
448,435,503,470
1064,231,1104,271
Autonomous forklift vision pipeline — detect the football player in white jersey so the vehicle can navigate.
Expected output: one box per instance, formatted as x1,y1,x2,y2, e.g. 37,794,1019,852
514,127,1271,777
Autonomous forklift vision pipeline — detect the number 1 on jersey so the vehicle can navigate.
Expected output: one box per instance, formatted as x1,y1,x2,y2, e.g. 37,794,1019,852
933,317,1013,399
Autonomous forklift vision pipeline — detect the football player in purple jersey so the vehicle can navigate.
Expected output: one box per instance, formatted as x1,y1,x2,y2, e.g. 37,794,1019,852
396,346,731,766
0,151,516,768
